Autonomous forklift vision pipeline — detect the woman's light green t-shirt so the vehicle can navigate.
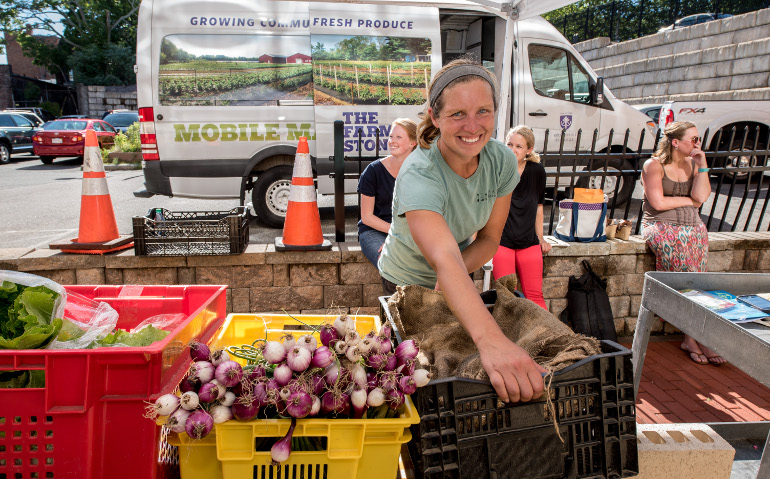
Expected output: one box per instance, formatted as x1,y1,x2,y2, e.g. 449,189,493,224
378,137,519,288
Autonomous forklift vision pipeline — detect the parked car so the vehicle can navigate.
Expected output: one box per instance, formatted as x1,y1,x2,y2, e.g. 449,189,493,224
3,110,45,128
102,110,139,134
32,119,117,164
58,114,90,119
6,107,56,123
101,109,133,119
658,13,733,32
0,111,38,163
658,99,770,180
633,103,662,136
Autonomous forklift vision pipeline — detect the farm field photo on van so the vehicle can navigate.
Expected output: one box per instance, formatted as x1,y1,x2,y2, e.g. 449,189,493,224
159,35,314,106
311,35,430,105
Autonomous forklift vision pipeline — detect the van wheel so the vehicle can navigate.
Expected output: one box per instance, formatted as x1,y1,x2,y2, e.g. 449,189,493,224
0,145,10,164
39,156,55,164
253,166,293,228
577,158,634,207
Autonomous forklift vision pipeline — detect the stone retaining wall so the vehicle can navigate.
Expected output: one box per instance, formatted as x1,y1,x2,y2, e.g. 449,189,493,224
3,231,770,337
573,8,770,104
76,84,138,118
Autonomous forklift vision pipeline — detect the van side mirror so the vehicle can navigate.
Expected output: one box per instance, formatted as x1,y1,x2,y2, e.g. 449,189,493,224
591,77,604,105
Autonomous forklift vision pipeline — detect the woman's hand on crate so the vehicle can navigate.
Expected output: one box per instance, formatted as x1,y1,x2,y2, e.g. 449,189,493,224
478,327,547,403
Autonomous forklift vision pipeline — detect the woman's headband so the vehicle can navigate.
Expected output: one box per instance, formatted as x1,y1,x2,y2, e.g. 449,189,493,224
429,64,499,109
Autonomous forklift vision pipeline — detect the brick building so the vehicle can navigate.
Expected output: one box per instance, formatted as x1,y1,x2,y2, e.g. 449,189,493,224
3,31,58,82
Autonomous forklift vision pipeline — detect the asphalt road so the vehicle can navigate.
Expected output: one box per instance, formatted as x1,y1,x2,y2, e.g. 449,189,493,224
1,153,360,249
2,153,768,249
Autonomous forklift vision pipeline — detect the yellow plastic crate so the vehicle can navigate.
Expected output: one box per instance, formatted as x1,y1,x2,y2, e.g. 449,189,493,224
169,313,418,479
168,397,418,479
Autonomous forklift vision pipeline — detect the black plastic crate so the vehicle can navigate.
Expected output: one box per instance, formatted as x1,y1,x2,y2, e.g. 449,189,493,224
379,295,639,479
132,206,249,256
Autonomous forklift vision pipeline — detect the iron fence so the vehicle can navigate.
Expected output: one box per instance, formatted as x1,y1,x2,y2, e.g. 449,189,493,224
331,121,770,242
546,0,769,44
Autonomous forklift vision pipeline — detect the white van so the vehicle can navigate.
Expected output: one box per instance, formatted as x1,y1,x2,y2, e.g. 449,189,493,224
135,0,652,226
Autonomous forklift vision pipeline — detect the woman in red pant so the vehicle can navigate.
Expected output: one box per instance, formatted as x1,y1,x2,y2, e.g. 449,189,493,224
492,125,551,309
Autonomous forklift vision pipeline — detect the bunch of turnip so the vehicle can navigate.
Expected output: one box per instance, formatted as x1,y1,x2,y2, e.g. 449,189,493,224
145,340,243,440
147,315,432,465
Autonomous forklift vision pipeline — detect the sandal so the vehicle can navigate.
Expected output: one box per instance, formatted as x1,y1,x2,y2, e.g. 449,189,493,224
680,343,708,365
701,346,727,366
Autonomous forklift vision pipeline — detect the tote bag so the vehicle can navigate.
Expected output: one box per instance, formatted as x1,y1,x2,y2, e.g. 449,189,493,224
554,188,607,242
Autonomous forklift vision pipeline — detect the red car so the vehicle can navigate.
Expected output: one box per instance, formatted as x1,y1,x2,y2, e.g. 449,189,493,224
33,118,117,164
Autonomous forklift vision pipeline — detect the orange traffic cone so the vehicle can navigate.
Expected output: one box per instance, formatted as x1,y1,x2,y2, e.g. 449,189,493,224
275,137,332,251
50,130,133,254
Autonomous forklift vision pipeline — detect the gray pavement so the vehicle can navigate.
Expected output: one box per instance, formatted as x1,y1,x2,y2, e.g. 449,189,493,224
1,153,360,249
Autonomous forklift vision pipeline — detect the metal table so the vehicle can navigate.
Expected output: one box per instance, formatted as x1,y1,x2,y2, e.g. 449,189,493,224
631,272,770,478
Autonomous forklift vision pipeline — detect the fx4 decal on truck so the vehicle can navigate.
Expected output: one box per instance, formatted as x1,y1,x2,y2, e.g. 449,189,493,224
678,108,707,114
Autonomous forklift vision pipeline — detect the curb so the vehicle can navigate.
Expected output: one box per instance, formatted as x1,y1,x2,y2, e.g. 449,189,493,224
104,163,141,171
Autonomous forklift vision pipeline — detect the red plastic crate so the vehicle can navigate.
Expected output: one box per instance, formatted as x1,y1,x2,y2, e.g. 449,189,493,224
0,284,228,479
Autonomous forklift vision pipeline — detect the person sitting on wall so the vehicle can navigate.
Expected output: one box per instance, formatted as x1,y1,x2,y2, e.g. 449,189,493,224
357,118,418,267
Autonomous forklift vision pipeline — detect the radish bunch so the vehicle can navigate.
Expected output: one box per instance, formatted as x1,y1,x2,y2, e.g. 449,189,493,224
147,316,432,465
145,341,244,440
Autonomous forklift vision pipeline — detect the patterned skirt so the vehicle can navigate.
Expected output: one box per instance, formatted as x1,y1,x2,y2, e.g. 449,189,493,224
642,221,708,272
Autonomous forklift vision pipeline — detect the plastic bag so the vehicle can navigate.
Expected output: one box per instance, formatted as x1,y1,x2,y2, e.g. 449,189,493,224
47,291,119,349
101,313,184,347
0,270,67,349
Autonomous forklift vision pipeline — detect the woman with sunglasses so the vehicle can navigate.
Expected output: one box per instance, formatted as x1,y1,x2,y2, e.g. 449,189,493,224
379,58,546,403
641,121,724,365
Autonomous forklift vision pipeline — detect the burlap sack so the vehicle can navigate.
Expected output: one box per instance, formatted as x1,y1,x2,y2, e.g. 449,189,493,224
386,274,601,381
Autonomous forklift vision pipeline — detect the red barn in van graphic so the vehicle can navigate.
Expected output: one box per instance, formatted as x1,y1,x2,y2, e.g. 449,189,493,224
287,53,312,64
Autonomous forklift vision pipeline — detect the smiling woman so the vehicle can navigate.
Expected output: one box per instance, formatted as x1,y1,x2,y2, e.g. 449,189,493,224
378,57,547,404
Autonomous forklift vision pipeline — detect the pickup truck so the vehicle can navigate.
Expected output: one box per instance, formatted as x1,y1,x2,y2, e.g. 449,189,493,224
658,100,770,179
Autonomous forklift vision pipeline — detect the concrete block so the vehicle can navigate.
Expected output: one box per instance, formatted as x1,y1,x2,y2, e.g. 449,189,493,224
231,288,249,313
734,25,770,44
625,274,644,295
735,38,770,60
542,276,569,299
323,284,362,309
733,56,770,75
609,295,630,318
662,27,692,44
670,50,704,69
685,62,720,81
264,244,341,264
757,7,770,26
634,424,734,479
607,254,637,275
544,255,608,276
605,274,625,296
699,31,735,51
647,55,673,72
250,286,324,311
702,44,736,64
731,72,770,90
363,283,384,307
640,83,668,98
289,263,338,286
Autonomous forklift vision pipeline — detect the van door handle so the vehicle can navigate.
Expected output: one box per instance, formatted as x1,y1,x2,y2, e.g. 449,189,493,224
529,111,547,117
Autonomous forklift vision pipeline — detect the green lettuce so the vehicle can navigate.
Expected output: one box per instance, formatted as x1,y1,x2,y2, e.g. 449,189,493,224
98,325,169,347
0,282,63,350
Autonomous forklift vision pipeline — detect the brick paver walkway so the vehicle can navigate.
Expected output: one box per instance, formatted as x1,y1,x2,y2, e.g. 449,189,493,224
629,340,770,424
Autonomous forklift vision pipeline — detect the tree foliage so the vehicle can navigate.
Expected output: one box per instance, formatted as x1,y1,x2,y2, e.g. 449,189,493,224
0,0,140,85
